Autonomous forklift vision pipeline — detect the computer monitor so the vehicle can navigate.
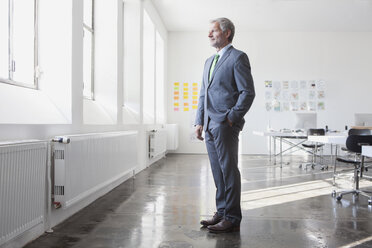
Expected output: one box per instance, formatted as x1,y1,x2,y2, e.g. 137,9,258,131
294,113,317,130
354,113,372,126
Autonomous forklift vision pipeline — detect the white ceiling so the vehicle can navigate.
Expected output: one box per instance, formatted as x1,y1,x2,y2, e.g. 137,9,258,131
151,0,372,32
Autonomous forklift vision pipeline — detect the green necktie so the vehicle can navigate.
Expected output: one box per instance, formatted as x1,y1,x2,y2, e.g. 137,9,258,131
209,54,220,81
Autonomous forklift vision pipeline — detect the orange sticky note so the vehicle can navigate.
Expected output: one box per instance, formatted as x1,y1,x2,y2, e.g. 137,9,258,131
192,100,198,104
174,92,179,95
193,87,198,91
174,96,179,100
184,103,189,106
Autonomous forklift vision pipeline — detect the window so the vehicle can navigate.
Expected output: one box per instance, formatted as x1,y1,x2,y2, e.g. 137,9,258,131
0,0,38,88
155,31,165,124
142,10,155,124
83,0,94,99
142,10,166,124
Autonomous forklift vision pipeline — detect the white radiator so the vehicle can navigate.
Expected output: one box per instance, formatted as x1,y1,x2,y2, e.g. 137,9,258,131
148,129,167,159
53,131,137,209
0,140,48,246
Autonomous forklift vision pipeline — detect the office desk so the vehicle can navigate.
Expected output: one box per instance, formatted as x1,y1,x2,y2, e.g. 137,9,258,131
253,131,308,167
307,134,347,145
362,146,372,157
308,134,347,185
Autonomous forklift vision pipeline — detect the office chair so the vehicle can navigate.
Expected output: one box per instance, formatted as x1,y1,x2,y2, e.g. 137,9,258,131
334,134,372,205
341,129,372,175
300,128,326,170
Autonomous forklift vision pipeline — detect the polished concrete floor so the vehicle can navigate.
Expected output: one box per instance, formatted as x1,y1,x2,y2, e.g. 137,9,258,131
25,154,372,248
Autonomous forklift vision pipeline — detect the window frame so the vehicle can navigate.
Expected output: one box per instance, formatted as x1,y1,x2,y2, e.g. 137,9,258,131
83,0,95,100
0,0,39,89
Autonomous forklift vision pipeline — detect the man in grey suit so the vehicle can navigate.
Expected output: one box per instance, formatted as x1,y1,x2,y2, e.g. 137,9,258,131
195,17,255,233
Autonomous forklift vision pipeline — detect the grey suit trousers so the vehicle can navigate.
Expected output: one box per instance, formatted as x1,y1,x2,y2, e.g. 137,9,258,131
205,118,242,225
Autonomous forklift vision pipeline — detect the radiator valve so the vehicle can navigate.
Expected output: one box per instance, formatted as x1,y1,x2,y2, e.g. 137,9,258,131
52,136,71,144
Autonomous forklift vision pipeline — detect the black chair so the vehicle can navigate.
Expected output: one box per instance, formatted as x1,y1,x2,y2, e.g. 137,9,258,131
335,134,372,205
341,128,372,174
300,128,326,170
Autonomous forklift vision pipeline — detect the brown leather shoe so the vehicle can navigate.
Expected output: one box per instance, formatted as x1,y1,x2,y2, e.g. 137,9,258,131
200,212,223,227
207,218,240,233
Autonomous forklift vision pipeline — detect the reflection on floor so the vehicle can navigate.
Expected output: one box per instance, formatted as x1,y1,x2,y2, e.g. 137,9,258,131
25,154,372,248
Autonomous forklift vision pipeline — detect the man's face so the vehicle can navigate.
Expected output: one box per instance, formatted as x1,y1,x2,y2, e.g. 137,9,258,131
208,22,230,49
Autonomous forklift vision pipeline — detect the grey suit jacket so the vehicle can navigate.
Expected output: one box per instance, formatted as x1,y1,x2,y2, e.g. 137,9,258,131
195,46,255,131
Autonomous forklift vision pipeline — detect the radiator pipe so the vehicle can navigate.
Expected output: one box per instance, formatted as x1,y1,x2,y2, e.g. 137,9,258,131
45,142,53,233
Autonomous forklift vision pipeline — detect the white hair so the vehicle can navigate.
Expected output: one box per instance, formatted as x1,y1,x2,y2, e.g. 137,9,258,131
210,17,235,42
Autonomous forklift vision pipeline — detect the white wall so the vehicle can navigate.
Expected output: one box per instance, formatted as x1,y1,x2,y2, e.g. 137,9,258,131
167,31,372,154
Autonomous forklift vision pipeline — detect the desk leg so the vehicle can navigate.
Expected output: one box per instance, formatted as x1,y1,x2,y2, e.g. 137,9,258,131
330,144,333,168
333,145,338,186
280,137,283,168
273,137,276,165
269,136,272,162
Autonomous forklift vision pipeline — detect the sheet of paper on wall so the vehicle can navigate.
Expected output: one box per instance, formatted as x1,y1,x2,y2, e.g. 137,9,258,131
274,90,281,100
282,102,290,112
318,102,325,110
308,90,316,100
282,81,289,89
265,102,272,111
265,91,272,100
265,80,272,88
309,80,316,89
291,102,298,111
299,90,307,101
273,101,281,112
317,90,325,99
308,101,316,111
300,102,307,111
273,81,281,90
282,90,290,101
291,91,299,101
290,80,298,89
300,80,307,89
317,80,325,90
